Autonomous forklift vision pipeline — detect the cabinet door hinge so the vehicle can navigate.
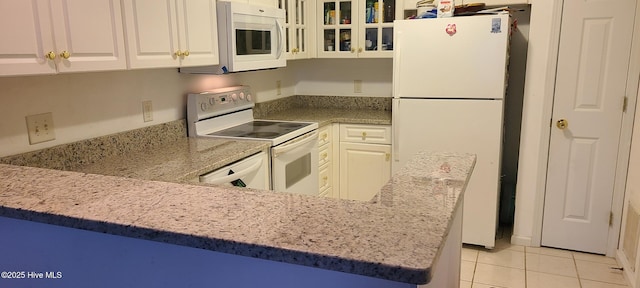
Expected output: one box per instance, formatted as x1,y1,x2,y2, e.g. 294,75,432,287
623,96,628,113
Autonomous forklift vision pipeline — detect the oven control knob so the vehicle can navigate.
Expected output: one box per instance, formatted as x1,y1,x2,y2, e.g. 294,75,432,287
209,97,215,105
231,93,238,101
200,102,207,111
246,94,252,101
239,92,245,100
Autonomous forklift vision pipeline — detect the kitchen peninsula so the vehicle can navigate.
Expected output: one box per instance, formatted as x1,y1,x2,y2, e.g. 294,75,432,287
0,149,473,287
0,98,472,287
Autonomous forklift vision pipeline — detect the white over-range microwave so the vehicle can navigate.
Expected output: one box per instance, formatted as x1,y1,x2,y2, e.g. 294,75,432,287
182,1,286,73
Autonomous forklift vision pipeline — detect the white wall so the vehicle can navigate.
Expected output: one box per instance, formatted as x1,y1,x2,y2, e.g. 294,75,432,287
290,59,393,97
621,83,640,287
0,67,293,157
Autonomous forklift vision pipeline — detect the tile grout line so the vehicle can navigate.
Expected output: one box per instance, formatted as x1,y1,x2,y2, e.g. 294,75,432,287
572,252,584,288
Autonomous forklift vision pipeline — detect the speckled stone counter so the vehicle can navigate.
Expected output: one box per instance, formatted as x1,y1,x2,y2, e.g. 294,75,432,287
0,151,474,285
69,138,270,183
254,95,392,126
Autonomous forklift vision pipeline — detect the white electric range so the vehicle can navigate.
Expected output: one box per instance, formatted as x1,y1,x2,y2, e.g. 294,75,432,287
187,86,319,196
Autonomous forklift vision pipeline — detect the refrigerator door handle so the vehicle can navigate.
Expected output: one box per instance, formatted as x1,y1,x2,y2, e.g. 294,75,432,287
392,99,400,163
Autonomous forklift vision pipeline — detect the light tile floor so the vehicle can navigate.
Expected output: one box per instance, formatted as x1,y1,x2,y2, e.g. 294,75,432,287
461,229,632,288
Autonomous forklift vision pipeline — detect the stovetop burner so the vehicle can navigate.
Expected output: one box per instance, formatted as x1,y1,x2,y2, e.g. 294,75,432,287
208,120,315,140
244,132,280,138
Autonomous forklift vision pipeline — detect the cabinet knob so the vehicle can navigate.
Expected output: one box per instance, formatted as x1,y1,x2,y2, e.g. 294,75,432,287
174,50,184,57
321,152,328,160
386,153,390,161
361,132,367,140
183,50,190,57
350,48,355,53
59,50,70,59
322,176,328,183
321,133,328,140
358,47,363,53
45,51,56,60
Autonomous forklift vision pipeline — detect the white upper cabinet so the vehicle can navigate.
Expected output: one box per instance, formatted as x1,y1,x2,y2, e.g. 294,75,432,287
317,0,398,58
279,0,315,59
0,0,126,76
121,0,219,69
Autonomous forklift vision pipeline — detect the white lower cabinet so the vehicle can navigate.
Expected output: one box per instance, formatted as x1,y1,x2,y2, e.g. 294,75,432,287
339,124,391,201
318,124,340,198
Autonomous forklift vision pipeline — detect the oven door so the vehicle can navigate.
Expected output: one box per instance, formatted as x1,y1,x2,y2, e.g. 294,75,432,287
271,131,319,196
199,152,270,190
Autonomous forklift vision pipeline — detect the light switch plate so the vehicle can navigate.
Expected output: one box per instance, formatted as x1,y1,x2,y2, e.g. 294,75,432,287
26,112,55,145
276,80,282,95
354,80,362,93
142,100,153,122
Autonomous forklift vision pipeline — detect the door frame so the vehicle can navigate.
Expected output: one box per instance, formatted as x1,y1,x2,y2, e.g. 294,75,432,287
526,0,640,256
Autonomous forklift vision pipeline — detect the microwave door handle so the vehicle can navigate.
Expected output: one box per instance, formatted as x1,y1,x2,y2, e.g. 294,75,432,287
272,131,318,157
199,157,264,184
276,18,284,58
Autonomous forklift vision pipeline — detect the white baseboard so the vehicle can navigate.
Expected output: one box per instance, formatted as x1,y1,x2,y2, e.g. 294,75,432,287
511,234,533,247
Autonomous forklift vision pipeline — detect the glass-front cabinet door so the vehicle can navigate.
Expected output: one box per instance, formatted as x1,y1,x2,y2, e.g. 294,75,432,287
317,0,355,58
317,0,397,58
279,0,313,59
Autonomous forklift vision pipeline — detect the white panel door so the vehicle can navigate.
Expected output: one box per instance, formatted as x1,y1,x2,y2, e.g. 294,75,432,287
122,0,180,68
541,0,636,254
0,0,56,76
392,98,503,248
175,0,219,67
50,0,127,73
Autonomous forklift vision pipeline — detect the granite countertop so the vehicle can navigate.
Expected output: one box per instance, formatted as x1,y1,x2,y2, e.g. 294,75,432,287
0,151,475,285
69,137,270,183
259,108,392,127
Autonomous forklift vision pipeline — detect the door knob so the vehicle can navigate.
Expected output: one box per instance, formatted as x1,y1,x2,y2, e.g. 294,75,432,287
556,119,568,130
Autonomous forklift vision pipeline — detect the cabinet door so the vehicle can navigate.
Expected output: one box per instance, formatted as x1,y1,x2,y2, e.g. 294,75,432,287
282,0,312,59
0,0,56,76
50,0,127,73
317,0,357,58
175,0,219,67
339,142,391,201
122,0,180,69
359,0,394,57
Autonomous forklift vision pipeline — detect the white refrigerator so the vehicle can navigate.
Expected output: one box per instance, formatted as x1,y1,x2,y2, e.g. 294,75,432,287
392,13,510,248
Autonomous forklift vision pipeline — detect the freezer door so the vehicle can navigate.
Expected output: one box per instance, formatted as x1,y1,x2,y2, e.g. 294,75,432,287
392,98,503,247
392,14,510,99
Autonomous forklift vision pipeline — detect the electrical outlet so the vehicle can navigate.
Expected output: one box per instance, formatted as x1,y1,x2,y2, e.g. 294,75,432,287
276,80,282,95
26,112,55,145
354,80,362,93
142,100,153,122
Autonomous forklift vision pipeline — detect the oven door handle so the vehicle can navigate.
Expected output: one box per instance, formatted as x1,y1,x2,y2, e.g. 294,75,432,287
272,131,318,158
199,157,264,185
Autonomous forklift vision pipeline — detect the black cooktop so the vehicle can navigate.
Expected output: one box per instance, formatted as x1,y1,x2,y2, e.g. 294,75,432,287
207,120,313,139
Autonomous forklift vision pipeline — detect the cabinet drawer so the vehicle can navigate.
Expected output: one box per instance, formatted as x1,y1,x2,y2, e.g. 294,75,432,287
340,124,391,144
319,163,332,192
318,125,332,147
318,143,332,167
319,186,332,198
